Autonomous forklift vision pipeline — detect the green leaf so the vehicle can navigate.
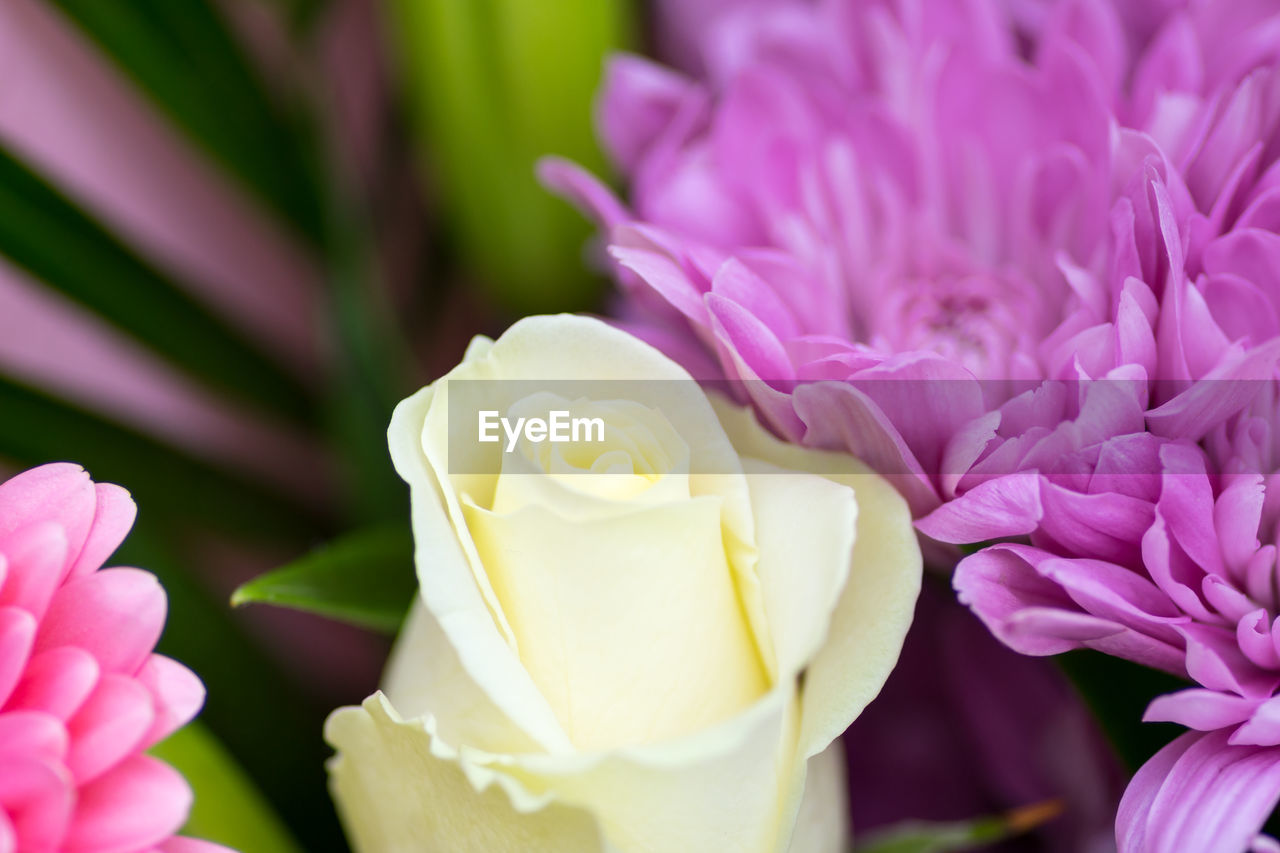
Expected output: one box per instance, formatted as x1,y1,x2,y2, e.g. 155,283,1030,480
150,722,303,853
0,144,316,425
232,524,416,632
389,0,634,312
0,373,323,543
48,0,323,242
855,801,1064,853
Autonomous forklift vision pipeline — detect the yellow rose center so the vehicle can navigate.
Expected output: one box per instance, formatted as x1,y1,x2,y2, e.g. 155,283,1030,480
462,393,770,751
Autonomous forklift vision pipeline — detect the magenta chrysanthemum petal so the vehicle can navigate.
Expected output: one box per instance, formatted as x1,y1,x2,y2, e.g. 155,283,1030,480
556,0,1280,845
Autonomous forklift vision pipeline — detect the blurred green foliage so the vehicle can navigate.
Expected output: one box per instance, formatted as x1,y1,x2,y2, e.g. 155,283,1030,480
854,800,1064,852
150,722,303,853
388,0,634,313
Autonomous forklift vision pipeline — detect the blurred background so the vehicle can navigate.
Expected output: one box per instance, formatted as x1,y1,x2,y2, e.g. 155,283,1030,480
0,1,1138,849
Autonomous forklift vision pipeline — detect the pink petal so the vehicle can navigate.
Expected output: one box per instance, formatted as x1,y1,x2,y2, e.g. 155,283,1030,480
1156,443,1224,575
1234,696,1280,747
135,655,205,748
1004,607,1126,645
706,291,797,382
1128,730,1280,853
67,483,135,580
709,257,801,340
1143,513,1219,624
1035,483,1154,566
1149,339,1280,441
35,568,166,676
536,157,631,230
1042,0,1128,101
597,54,698,173
0,711,67,762
1239,610,1280,670
953,544,1082,656
8,646,101,720
66,673,155,784
848,354,987,476
0,755,73,852
1039,557,1185,644
610,244,710,325
1215,475,1265,577
1203,577,1262,624
0,522,70,621
0,464,94,560
64,755,190,853
1179,623,1278,698
1130,13,1202,126
917,474,1043,543
0,606,37,705
792,380,940,514
1117,731,1200,852
1144,689,1259,731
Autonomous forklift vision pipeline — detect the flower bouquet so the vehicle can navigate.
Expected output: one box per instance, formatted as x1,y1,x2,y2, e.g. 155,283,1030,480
3,1,1280,851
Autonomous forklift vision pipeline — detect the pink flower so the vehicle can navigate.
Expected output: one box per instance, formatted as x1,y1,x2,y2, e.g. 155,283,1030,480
943,426,1280,849
548,0,1280,847
0,463,225,852
931,31,1280,839
543,0,1182,516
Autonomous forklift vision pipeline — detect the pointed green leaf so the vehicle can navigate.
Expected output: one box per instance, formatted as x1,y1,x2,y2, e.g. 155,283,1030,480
48,0,323,241
0,144,315,425
0,373,323,543
855,801,1064,853
232,524,416,632
150,722,303,853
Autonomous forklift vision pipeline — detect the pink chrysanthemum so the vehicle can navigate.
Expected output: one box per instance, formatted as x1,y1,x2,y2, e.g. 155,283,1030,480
0,464,225,853
544,0,1163,517
543,0,1280,518
549,0,1280,848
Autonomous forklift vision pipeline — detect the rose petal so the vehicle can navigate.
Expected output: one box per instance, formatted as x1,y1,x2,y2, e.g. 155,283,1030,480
325,696,608,853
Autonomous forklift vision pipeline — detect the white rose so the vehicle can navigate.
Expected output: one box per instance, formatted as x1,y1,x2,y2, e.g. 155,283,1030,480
325,315,921,852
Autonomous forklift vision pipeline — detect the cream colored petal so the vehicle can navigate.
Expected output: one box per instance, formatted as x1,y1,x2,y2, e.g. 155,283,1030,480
712,396,921,759
491,396,694,520
462,495,768,751
431,315,758,558
741,457,857,680
325,694,611,853
423,316,775,676
389,388,571,753
382,600,544,754
784,744,850,853
505,684,801,853
462,334,496,363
